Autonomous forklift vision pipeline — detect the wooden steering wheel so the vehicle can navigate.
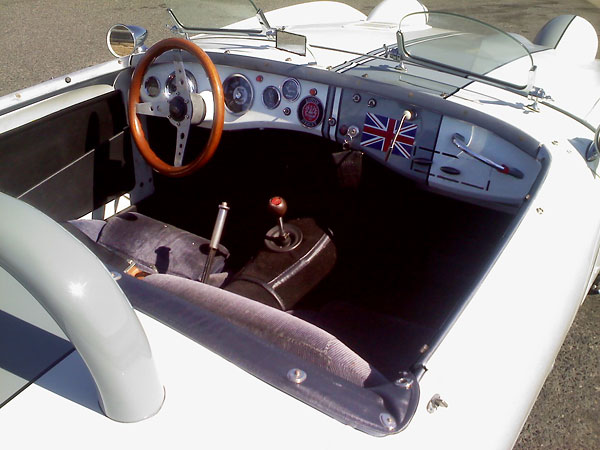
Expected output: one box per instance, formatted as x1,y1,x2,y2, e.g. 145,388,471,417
128,38,225,177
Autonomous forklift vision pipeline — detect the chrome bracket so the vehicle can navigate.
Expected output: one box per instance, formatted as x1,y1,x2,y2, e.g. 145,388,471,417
526,86,553,112
256,9,277,38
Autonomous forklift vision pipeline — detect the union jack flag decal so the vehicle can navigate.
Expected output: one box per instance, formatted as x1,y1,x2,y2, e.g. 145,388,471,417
360,113,418,159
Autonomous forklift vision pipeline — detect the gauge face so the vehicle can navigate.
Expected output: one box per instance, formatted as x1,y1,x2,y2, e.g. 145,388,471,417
223,74,254,114
297,96,324,128
282,78,301,102
165,70,197,97
262,86,281,110
144,76,161,97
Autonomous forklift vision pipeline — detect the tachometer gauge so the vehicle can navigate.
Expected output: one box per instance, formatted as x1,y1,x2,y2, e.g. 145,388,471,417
144,76,161,97
281,78,301,101
262,86,281,109
223,74,254,114
165,70,197,97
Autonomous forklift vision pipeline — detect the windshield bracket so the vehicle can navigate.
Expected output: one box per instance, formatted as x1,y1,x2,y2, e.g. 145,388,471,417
526,84,553,113
166,8,189,38
256,9,276,38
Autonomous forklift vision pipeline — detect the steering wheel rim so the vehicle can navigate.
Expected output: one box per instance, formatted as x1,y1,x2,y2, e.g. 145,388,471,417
128,38,225,177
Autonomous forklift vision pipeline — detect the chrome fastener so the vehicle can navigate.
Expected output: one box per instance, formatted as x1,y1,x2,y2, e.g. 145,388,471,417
395,377,414,389
427,394,448,413
287,368,307,384
379,413,397,431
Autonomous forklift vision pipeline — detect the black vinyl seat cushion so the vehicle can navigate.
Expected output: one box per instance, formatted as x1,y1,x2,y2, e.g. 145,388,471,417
69,212,228,280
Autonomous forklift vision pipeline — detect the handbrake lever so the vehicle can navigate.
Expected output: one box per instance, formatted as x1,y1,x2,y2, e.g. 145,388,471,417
200,202,230,283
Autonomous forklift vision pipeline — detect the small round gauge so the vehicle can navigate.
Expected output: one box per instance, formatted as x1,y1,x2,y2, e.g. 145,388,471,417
297,96,324,128
144,76,161,97
223,74,254,114
262,86,281,110
165,70,197,97
282,78,301,102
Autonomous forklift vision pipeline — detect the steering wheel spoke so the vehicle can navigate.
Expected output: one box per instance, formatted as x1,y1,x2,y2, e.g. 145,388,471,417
173,50,192,102
128,38,224,177
173,119,191,167
136,100,170,118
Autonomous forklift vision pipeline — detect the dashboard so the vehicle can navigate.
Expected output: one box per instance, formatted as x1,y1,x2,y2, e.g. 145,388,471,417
139,62,329,136
138,58,542,211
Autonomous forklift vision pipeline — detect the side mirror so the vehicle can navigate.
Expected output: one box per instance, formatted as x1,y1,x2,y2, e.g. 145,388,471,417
275,30,306,56
106,24,148,57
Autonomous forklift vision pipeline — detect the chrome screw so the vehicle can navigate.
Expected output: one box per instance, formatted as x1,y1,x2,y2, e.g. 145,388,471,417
395,377,414,389
379,413,397,431
287,368,307,384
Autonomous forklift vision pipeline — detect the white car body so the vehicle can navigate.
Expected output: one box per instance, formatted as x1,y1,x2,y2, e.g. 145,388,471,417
1,1,599,448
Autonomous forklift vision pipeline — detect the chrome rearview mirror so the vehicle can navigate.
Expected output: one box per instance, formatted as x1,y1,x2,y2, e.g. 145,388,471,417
106,24,148,57
276,30,306,56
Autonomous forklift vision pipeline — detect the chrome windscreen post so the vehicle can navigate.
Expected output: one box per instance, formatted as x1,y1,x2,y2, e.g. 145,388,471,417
394,31,408,72
526,65,537,93
166,8,189,38
256,9,276,38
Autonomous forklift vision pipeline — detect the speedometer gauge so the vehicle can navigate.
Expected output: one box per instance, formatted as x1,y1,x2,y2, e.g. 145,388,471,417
262,86,281,109
165,70,197,97
223,74,254,114
281,78,301,101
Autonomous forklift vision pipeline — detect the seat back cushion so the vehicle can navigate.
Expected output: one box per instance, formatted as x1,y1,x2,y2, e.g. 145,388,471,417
144,273,388,387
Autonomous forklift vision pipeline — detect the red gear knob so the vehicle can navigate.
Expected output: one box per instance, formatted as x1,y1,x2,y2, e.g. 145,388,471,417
268,196,287,217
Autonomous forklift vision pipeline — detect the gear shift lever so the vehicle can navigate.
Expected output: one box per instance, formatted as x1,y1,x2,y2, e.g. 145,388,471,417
268,196,289,243
265,196,303,252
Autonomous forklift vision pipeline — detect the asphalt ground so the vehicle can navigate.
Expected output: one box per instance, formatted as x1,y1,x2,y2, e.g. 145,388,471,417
1,1,599,448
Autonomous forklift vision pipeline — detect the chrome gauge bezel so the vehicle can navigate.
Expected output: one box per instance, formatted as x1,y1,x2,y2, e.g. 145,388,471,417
144,76,161,98
164,70,198,98
281,78,301,102
262,85,281,110
223,73,254,115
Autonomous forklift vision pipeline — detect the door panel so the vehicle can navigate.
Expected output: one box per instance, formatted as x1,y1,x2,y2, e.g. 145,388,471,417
0,88,134,221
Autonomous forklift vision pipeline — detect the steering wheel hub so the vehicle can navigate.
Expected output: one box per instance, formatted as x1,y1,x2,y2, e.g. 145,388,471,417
168,96,188,123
